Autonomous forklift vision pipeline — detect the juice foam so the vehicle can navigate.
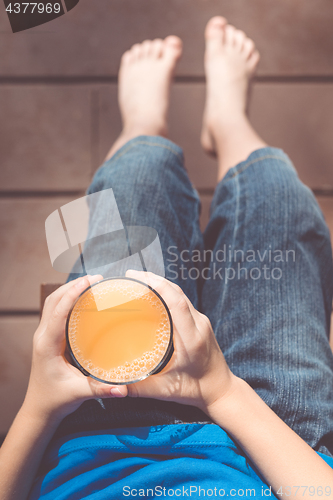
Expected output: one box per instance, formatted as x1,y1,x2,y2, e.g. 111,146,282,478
67,279,171,383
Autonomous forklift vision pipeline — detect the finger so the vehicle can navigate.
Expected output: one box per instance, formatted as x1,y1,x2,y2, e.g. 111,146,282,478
126,269,203,326
45,275,102,347
41,277,86,323
126,373,171,400
163,280,201,321
41,275,102,322
126,270,197,336
83,377,128,399
69,361,129,399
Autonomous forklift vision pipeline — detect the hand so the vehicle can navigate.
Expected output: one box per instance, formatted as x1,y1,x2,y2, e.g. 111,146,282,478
122,270,239,414
22,275,127,423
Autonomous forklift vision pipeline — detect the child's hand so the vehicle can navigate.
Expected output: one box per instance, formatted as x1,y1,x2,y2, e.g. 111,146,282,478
123,270,239,414
22,276,127,422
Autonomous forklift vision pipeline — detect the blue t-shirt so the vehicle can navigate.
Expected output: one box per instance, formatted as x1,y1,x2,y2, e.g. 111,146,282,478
29,423,333,499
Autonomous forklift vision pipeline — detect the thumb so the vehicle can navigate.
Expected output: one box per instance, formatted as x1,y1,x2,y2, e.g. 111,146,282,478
85,378,128,399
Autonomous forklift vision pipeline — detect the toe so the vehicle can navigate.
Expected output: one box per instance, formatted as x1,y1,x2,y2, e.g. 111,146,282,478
151,38,164,58
164,35,182,50
234,30,246,50
244,38,255,59
205,16,228,39
141,40,153,57
205,16,227,51
131,43,143,60
121,50,133,65
224,25,236,46
249,49,260,70
163,36,183,61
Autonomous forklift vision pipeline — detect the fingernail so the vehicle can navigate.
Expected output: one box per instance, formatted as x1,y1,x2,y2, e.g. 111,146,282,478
126,269,140,276
110,387,124,397
75,278,87,289
147,276,162,288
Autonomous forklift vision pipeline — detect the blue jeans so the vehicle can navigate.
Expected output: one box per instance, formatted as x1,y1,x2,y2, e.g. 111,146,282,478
62,136,333,458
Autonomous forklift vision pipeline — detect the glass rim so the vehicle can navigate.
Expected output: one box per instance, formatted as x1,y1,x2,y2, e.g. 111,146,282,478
65,276,174,385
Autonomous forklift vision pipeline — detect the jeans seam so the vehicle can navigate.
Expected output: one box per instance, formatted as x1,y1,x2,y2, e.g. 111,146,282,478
222,155,293,185
109,140,183,164
217,174,241,325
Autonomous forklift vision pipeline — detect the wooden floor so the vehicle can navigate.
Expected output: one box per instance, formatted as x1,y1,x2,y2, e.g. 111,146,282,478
1,0,333,435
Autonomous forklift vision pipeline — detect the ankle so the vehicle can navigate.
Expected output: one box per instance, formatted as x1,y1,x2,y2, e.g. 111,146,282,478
209,110,248,133
122,121,167,139
104,124,168,162
216,127,267,181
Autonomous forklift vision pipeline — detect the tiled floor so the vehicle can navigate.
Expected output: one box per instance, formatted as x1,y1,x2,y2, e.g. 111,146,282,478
1,0,333,435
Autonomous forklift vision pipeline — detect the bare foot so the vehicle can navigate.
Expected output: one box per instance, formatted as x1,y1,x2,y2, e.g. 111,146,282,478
105,36,182,161
201,17,266,178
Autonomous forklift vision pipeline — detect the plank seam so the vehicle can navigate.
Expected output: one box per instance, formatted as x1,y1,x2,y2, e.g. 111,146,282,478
1,75,333,85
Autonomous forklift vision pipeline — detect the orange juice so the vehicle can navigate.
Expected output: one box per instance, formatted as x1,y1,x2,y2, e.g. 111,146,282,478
66,277,173,384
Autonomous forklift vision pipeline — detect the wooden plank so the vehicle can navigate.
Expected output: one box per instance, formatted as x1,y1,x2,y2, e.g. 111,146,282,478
200,194,212,232
249,83,333,190
40,283,62,313
3,82,332,193
317,197,333,239
0,0,333,77
0,198,71,311
0,316,39,435
317,195,333,349
0,86,93,191
1,194,332,316
1,192,211,311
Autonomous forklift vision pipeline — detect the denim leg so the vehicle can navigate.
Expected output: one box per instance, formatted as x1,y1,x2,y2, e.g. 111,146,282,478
58,136,207,436
201,147,333,456
67,135,203,308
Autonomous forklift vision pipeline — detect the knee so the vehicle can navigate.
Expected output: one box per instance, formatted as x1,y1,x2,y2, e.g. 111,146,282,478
98,142,185,192
254,158,302,202
132,143,185,189
253,160,318,222
246,159,330,244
